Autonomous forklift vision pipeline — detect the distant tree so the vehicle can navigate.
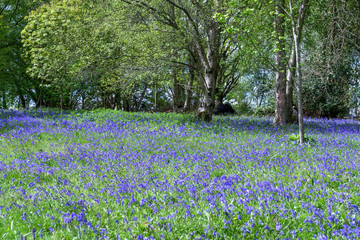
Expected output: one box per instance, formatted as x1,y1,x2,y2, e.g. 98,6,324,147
22,0,88,110
0,0,49,109
302,0,360,118
119,0,238,121
287,0,309,145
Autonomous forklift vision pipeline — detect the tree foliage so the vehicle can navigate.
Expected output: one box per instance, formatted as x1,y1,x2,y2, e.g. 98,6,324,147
0,0,359,121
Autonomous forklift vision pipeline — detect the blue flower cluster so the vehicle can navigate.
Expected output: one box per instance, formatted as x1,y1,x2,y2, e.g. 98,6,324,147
0,110,359,239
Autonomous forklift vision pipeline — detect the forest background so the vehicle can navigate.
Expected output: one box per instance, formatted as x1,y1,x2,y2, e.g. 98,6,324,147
1,0,359,123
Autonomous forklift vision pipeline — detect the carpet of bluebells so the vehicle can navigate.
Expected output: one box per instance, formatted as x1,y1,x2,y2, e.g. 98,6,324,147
0,109,360,240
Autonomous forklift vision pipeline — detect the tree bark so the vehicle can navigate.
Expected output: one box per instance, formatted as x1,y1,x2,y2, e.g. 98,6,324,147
198,70,217,121
172,68,180,113
123,97,130,112
216,94,224,105
286,46,296,119
114,92,121,110
2,89,7,109
194,84,200,110
290,0,308,145
136,83,148,111
294,34,304,145
286,1,307,122
274,0,289,125
196,18,220,122
154,78,157,112
59,78,64,111
19,94,26,109
184,61,194,112
258,94,264,108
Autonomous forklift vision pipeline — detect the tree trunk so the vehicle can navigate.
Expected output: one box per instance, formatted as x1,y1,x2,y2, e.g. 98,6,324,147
198,70,217,121
294,34,304,145
290,0,308,145
123,98,130,112
115,92,121,110
194,84,200,110
136,83,148,111
274,0,289,125
286,46,296,119
59,78,64,111
258,94,264,108
81,91,85,109
154,78,157,112
2,89,7,109
13,80,26,109
216,94,224,105
286,1,307,122
19,93,26,109
110,92,116,110
172,69,180,113
34,85,42,108
196,18,220,122
184,63,194,112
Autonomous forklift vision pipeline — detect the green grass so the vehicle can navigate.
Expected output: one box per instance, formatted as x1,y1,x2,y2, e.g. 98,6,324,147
0,109,359,239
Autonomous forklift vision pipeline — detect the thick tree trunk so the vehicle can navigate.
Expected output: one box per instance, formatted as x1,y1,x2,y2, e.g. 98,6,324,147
198,70,217,121
196,18,220,122
274,0,289,125
123,98,130,112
